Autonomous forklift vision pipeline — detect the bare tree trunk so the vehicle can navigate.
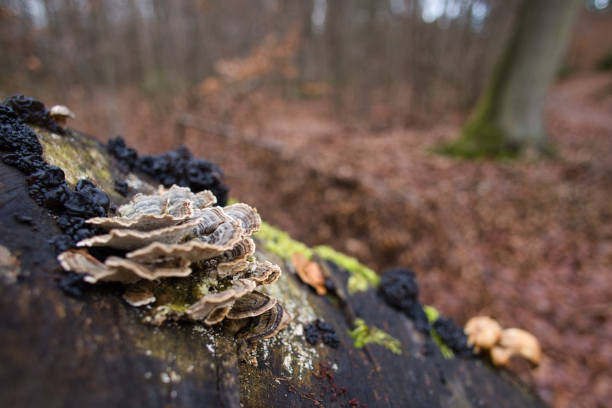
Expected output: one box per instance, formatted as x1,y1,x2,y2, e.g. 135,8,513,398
326,0,346,113
441,0,582,158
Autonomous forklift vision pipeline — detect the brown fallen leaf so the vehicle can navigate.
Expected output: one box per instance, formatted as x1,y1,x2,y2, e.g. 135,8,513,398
291,252,327,295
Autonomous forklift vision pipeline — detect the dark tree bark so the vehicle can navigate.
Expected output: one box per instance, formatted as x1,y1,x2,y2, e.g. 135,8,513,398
441,0,582,158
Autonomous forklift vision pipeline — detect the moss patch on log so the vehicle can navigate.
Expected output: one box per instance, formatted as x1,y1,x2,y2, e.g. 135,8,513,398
347,318,402,354
255,222,313,260
37,128,117,190
254,223,380,294
313,245,380,294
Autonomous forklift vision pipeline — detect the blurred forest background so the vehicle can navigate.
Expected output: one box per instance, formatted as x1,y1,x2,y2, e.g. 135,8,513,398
1,0,611,407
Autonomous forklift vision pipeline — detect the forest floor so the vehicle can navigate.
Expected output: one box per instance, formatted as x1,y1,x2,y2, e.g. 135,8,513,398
27,72,612,408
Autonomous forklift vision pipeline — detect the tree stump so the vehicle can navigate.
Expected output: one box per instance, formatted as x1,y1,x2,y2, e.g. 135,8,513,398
0,126,546,408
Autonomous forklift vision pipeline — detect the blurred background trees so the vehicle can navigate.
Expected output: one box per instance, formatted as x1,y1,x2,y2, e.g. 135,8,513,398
1,0,610,128
0,1,540,117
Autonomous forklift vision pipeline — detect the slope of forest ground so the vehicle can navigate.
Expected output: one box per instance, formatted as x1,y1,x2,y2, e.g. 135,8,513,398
20,72,612,407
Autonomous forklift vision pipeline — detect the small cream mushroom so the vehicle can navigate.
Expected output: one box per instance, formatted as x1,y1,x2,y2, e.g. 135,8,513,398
464,316,503,352
490,346,514,366
49,105,75,126
490,328,542,366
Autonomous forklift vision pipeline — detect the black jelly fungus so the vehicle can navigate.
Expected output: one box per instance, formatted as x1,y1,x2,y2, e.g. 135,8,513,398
321,331,340,348
432,317,474,357
50,235,75,253
107,136,137,171
106,136,229,206
0,95,109,255
379,267,419,310
316,319,335,333
408,302,431,333
114,179,128,196
76,179,110,210
379,267,431,334
2,95,64,135
305,320,340,348
305,323,321,345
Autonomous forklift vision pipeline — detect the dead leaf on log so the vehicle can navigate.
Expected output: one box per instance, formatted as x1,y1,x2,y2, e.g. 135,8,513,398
292,252,326,295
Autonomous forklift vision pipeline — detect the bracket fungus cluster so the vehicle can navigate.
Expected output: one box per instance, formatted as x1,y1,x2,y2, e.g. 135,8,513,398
465,316,542,367
58,185,289,341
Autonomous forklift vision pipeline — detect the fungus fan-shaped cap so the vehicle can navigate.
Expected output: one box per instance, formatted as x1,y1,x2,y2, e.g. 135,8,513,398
238,303,292,343
203,304,234,325
56,184,287,338
58,249,123,283
227,291,277,319
247,261,281,285
194,218,243,247
58,249,194,283
186,278,257,322
104,256,193,281
126,222,246,263
77,217,202,250
216,238,256,263
116,185,215,220
214,238,256,278
223,203,261,235
155,185,217,209
126,239,235,263
87,200,194,231
190,207,232,237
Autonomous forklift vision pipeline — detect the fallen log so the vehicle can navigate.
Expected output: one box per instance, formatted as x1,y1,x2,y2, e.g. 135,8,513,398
0,115,545,407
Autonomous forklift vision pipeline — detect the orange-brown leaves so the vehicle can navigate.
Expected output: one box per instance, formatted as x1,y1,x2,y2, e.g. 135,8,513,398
292,253,326,295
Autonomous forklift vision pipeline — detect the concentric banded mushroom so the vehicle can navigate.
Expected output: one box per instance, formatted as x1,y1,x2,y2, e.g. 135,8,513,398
237,303,292,343
57,184,288,341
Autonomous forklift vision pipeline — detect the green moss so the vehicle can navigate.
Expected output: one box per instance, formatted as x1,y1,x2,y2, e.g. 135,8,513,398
37,129,116,188
424,305,454,359
436,120,519,160
254,222,313,260
347,318,402,354
313,245,380,294
148,273,210,313
167,303,189,313
254,224,379,294
434,4,530,161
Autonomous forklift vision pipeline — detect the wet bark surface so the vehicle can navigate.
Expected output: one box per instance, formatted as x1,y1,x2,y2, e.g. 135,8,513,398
0,127,546,408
